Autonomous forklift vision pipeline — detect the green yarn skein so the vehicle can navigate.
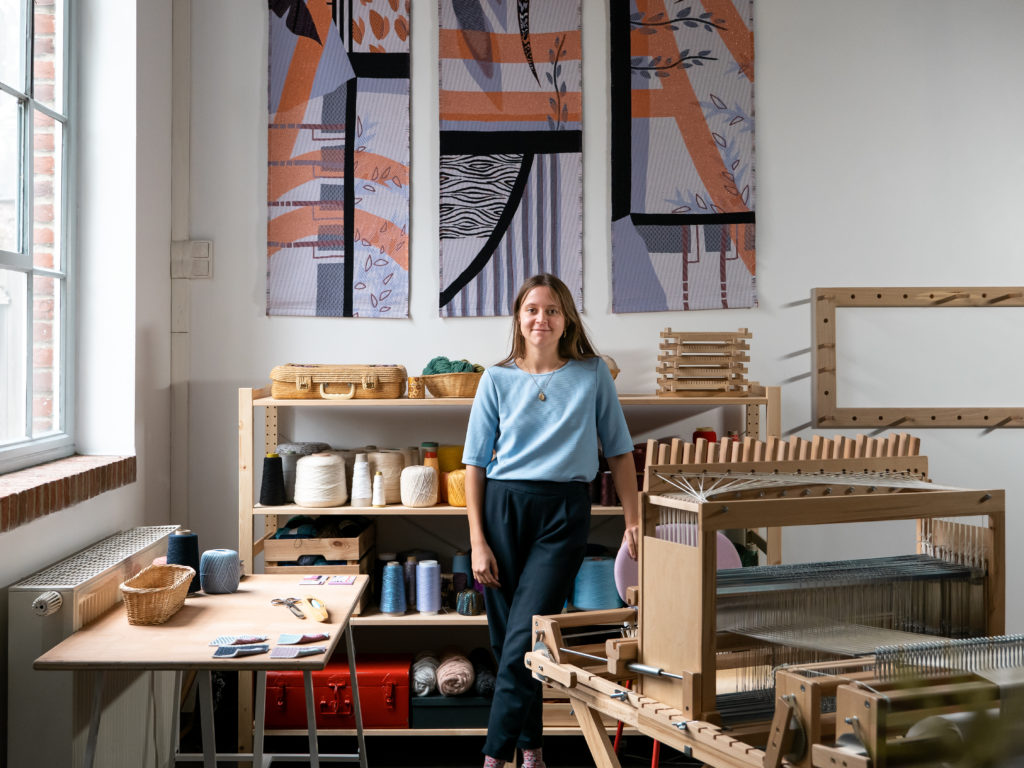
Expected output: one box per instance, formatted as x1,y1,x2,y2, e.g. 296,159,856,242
423,356,483,375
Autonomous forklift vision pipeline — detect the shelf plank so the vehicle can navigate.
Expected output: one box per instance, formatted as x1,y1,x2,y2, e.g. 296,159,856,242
266,727,636,737
351,607,488,626
254,503,625,517
252,393,770,408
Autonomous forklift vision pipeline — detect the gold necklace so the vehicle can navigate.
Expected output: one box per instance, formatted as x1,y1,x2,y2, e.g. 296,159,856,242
521,362,562,401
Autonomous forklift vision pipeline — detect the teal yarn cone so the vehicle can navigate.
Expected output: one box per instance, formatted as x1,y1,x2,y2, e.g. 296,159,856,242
572,556,622,610
380,561,407,615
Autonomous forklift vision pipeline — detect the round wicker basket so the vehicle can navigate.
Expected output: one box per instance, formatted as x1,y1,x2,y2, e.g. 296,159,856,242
422,372,483,398
119,563,194,625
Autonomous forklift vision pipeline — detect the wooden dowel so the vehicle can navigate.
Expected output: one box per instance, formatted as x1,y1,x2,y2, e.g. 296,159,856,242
752,440,765,462
669,438,682,465
682,443,695,464
694,438,707,464
658,443,670,465
730,440,741,463
854,434,867,458
742,437,755,462
645,439,658,471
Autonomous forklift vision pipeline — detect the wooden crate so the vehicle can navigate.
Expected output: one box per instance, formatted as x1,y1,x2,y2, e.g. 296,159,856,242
263,521,375,563
264,549,374,614
656,327,755,397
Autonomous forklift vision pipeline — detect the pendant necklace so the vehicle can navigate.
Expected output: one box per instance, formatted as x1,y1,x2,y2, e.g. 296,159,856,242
524,364,560,401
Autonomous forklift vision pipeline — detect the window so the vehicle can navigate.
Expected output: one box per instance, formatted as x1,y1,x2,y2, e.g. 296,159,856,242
0,0,73,473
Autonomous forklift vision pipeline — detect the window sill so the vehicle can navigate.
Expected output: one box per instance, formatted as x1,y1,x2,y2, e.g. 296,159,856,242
0,455,136,532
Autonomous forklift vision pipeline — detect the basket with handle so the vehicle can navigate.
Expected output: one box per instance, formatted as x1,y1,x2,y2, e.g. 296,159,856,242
119,563,195,625
422,372,483,398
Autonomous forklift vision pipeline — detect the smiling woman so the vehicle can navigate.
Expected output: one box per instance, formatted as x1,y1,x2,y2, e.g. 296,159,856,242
459,273,639,768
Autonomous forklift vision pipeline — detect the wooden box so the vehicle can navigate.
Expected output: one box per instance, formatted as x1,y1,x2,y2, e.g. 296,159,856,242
263,522,375,564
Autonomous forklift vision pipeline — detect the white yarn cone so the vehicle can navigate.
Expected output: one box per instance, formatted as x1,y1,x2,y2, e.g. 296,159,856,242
350,453,372,507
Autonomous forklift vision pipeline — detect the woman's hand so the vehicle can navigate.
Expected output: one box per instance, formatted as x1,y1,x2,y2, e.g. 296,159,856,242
472,541,501,588
623,524,639,561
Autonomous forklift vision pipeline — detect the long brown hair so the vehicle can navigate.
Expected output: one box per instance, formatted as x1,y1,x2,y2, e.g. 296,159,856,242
498,274,598,366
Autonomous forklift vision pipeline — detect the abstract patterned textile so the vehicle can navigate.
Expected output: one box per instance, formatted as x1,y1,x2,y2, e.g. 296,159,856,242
611,0,755,312
267,0,410,317
439,0,583,317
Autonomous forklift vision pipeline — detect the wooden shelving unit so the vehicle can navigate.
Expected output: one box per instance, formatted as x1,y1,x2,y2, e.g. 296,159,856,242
237,383,781,739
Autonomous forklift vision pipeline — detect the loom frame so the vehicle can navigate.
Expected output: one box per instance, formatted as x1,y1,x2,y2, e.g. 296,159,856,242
526,452,1005,768
812,286,1024,428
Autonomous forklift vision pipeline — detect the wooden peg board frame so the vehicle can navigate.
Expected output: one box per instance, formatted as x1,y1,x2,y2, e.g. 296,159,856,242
812,287,1024,428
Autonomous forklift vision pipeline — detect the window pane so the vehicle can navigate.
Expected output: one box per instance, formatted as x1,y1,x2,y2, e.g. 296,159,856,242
0,0,25,89
0,268,28,445
33,109,60,268
0,91,21,254
33,0,63,112
32,273,58,435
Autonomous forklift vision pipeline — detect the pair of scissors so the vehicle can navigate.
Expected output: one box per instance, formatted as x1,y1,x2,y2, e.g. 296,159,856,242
271,597,306,619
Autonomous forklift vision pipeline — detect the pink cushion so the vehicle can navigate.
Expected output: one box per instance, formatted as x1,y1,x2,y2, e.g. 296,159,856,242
613,526,743,603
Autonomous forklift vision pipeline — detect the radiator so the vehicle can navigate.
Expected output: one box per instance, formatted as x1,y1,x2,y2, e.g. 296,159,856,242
7,525,181,768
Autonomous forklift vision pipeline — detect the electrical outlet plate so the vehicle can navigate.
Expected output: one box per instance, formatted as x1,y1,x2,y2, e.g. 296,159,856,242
171,240,214,279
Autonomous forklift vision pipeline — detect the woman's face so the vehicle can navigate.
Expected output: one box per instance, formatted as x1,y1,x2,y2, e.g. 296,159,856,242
518,285,566,355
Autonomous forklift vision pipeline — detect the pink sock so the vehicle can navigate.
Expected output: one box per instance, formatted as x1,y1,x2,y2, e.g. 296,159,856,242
483,756,503,768
522,747,545,768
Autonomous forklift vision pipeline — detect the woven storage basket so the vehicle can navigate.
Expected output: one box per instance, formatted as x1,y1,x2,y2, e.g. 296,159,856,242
423,372,482,398
119,564,194,625
270,364,407,400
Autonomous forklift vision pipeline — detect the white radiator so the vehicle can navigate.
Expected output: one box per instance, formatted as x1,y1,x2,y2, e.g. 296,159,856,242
7,525,181,768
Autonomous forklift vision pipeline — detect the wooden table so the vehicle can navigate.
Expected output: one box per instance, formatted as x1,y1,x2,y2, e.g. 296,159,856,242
35,573,369,768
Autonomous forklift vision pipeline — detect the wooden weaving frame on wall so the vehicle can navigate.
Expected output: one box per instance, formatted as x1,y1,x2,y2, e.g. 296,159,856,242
812,287,1024,428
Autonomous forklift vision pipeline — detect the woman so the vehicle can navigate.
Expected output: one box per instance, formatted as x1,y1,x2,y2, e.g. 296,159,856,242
462,274,639,768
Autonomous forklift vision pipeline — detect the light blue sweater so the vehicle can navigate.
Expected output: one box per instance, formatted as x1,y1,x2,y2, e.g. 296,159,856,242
462,357,633,483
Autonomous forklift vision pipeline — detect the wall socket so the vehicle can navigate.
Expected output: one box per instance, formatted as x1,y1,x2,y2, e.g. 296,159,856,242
171,240,213,279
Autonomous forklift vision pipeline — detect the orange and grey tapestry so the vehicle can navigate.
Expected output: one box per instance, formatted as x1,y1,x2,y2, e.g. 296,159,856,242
268,0,409,317
611,0,755,312
439,0,583,317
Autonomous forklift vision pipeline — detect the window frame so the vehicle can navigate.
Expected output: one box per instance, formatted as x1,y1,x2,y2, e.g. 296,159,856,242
0,0,75,474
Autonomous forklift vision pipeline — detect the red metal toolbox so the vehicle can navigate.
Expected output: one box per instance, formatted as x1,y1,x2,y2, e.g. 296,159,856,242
265,653,412,730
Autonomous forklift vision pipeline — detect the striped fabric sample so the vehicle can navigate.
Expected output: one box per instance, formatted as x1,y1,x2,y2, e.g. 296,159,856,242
267,0,410,317
610,0,756,312
439,0,583,317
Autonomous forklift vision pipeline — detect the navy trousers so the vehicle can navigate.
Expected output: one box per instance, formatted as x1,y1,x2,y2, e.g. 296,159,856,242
481,479,591,762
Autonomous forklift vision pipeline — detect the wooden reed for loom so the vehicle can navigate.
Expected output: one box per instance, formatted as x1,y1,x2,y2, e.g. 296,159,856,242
657,328,755,397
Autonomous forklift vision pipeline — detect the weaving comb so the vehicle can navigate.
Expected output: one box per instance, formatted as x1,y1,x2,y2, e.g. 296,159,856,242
208,634,269,646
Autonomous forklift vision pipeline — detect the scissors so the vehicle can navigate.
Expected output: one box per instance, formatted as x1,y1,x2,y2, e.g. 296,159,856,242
271,597,307,619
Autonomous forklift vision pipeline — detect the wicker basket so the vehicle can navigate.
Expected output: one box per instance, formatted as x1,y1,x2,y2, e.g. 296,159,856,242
119,564,194,625
422,372,483,398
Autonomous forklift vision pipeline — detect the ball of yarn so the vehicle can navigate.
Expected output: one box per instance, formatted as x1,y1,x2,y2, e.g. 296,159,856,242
446,469,467,507
437,650,475,696
412,650,439,696
199,548,241,594
422,356,481,375
469,647,497,699
293,453,347,507
400,465,438,507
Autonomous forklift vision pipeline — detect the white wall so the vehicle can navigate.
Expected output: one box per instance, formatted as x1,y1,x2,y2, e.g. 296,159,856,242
187,0,1024,629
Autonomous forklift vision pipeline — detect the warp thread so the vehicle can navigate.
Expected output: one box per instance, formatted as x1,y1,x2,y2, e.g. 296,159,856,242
403,555,418,610
372,471,386,507
199,548,241,594
437,649,475,696
167,528,201,593
277,442,330,501
573,556,623,610
375,551,397,603
259,453,287,506
368,450,405,504
350,454,372,507
400,465,438,507
293,453,347,507
446,469,467,507
469,647,497,699
416,560,442,614
412,650,439,696
380,561,407,614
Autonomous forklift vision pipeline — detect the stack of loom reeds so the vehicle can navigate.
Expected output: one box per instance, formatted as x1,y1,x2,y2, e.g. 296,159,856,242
656,327,755,397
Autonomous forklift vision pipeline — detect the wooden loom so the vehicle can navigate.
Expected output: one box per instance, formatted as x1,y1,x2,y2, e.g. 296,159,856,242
526,441,1008,768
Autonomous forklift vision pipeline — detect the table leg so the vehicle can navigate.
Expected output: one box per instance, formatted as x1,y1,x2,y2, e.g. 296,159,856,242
303,670,320,768
254,671,267,768
198,671,217,768
171,671,183,761
83,671,104,768
345,623,368,768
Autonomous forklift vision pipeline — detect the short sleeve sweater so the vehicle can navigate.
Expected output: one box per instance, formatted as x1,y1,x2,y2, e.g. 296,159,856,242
461,357,633,483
